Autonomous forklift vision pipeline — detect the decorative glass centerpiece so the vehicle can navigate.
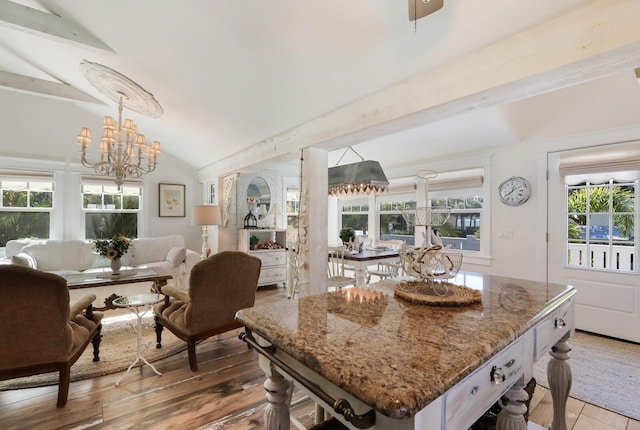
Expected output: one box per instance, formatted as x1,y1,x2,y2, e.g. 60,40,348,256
397,170,463,296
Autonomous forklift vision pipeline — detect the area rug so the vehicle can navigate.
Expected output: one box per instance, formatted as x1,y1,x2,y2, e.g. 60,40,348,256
533,330,640,420
0,315,187,390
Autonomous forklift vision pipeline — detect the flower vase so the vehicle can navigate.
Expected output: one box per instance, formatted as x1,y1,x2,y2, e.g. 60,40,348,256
110,257,122,275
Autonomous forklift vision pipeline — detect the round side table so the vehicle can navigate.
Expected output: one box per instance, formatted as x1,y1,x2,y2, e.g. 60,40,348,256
112,293,165,386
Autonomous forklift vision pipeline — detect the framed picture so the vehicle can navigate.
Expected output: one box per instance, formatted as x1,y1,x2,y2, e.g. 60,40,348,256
159,183,185,217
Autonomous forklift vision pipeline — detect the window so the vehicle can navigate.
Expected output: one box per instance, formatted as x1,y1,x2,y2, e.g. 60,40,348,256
430,190,483,251
566,180,636,272
207,182,216,204
340,199,369,234
378,196,416,245
82,181,141,239
0,178,53,247
407,168,484,252
559,142,640,273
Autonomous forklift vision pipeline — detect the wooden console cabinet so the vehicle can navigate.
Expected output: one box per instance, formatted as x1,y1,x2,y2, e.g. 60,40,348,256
238,229,287,287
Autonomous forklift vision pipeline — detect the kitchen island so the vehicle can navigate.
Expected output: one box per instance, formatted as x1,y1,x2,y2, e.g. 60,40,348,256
236,273,575,430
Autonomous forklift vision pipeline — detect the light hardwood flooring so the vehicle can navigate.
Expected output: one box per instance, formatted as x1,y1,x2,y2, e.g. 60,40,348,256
0,285,638,430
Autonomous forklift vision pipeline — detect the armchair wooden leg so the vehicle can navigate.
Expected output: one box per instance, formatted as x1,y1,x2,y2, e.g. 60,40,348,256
188,340,198,371
57,366,71,408
92,324,103,362
154,317,164,348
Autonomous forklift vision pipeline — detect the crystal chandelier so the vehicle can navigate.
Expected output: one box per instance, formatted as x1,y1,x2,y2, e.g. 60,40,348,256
76,95,160,189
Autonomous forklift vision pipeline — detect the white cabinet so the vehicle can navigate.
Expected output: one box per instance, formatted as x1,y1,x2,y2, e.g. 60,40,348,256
238,229,287,287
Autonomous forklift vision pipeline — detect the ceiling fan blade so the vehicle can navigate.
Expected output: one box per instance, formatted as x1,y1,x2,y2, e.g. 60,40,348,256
409,0,444,21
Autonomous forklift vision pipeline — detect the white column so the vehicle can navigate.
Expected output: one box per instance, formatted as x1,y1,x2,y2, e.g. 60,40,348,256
297,147,328,297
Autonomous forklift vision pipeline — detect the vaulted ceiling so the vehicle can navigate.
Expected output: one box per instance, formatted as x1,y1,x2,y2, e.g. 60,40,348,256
2,0,640,178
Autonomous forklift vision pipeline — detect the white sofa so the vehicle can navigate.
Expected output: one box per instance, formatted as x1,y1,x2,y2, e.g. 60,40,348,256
3,235,199,292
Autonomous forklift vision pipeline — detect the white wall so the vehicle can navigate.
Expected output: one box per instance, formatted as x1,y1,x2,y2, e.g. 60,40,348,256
0,152,201,252
0,89,202,251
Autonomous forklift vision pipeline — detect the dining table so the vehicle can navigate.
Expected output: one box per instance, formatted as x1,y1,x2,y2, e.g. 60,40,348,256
342,247,400,286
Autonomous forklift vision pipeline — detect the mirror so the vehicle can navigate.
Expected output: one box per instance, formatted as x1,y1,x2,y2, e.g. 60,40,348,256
246,177,271,219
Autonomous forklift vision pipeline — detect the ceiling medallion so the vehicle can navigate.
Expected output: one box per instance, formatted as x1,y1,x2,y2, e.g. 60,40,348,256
79,60,163,118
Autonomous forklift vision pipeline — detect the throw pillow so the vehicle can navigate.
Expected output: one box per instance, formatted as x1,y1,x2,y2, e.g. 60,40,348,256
166,247,186,266
11,251,37,269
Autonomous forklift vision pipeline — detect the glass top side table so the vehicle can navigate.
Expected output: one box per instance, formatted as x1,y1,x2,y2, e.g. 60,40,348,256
112,293,165,386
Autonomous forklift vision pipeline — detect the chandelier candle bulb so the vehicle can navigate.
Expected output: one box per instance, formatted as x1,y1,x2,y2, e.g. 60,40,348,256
77,96,160,190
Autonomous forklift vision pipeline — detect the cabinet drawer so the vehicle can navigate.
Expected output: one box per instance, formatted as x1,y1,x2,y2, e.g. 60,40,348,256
535,301,573,360
445,337,526,430
259,266,287,285
251,250,286,267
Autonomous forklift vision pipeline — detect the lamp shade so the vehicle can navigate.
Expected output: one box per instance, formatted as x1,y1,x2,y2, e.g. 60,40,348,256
191,205,221,226
328,160,389,196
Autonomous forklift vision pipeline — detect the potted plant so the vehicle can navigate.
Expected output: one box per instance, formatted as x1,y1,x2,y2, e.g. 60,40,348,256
339,227,355,246
250,235,260,250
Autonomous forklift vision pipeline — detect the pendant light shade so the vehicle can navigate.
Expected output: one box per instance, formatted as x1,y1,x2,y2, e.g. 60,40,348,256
328,160,389,196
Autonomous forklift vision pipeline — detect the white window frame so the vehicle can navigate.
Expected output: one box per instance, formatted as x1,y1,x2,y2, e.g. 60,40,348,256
377,192,417,245
564,179,637,273
338,197,370,236
0,173,55,249
81,179,142,239
559,142,640,274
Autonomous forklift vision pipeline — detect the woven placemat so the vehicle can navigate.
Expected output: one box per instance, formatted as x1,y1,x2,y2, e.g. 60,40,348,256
394,280,482,306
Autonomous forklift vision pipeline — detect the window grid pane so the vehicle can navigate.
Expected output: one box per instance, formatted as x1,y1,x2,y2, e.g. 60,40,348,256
566,180,636,273
82,184,140,239
0,179,54,246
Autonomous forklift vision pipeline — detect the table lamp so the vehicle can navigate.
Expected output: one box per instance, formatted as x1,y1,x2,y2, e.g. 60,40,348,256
191,205,221,259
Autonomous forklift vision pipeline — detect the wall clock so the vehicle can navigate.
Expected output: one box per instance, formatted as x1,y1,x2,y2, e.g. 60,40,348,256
498,176,531,206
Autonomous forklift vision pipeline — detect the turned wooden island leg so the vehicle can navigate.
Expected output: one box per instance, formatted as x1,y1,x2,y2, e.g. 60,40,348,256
264,368,291,430
547,337,572,430
256,337,292,430
496,378,528,430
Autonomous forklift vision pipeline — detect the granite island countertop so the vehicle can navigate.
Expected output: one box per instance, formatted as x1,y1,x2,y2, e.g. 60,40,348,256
235,272,575,420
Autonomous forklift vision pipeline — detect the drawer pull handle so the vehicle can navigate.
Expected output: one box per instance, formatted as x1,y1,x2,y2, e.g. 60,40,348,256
491,366,506,385
555,318,566,329
470,386,479,395
505,359,515,368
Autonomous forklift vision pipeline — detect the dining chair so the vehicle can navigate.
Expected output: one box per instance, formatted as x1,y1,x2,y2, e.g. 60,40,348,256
365,239,405,285
366,261,402,285
327,245,356,290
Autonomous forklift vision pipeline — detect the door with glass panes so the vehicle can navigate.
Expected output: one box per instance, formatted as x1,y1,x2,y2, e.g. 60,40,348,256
547,143,639,342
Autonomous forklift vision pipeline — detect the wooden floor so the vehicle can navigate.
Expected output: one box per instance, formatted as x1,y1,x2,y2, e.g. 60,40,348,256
1,285,638,430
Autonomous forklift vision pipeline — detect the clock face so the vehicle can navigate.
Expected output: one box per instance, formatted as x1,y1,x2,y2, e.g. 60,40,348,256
498,176,531,206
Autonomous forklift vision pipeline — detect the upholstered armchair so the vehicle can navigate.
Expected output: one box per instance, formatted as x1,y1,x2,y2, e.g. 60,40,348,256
153,251,261,371
0,265,103,407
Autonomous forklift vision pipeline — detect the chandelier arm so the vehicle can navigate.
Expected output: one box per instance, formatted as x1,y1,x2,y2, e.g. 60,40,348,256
76,93,159,190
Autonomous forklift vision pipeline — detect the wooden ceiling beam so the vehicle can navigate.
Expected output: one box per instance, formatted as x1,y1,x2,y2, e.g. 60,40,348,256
0,70,105,104
203,0,640,176
0,0,114,52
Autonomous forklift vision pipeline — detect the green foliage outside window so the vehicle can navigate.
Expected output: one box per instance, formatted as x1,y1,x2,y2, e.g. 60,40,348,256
85,213,138,239
567,184,635,241
83,184,140,240
0,187,53,247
